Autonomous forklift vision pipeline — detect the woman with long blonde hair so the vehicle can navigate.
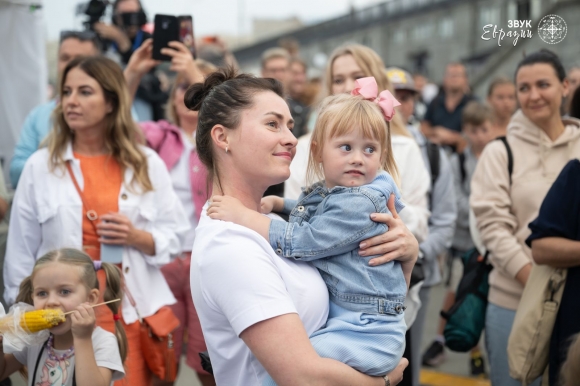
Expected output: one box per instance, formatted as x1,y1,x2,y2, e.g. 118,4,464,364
5,55,189,385
286,43,430,242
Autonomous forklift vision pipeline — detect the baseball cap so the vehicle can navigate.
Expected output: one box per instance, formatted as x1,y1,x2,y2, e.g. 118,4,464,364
386,67,417,93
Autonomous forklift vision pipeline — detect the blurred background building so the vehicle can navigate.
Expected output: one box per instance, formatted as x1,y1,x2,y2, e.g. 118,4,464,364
233,0,579,98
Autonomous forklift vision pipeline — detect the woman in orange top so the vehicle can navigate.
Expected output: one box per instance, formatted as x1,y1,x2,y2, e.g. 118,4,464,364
5,56,189,386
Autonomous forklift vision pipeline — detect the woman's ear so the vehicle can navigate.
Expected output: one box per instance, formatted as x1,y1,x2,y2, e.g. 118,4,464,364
211,124,230,153
562,78,570,99
106,100,114,114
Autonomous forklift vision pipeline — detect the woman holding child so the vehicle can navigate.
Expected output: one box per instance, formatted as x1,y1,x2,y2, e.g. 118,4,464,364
187,66,418,385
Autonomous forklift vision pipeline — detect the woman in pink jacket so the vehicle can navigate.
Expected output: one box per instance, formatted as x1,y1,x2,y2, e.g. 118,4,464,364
124,39,215,386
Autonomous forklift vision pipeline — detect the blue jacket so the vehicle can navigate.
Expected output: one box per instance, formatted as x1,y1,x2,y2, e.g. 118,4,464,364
269,171,407,315
9,100,56,188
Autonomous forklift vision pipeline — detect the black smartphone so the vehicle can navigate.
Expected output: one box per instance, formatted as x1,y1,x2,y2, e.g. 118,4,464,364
178,15,196,59
152,14,179,61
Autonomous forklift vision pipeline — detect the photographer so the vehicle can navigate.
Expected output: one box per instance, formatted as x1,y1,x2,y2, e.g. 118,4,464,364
93,0,167,121
93,0,150,65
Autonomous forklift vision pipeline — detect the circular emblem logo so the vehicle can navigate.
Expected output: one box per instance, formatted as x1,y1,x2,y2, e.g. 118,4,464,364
538,15,567,44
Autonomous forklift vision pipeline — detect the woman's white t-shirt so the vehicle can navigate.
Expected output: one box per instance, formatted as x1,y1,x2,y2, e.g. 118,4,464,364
191,209,329,386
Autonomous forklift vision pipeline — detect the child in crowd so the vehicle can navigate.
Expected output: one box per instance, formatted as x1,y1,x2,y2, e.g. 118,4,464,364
208,77,408,382
422,101,496,373
0,249,126,386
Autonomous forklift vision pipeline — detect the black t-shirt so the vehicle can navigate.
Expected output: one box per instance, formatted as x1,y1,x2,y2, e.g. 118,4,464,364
423,92,475,133
526,159,580,386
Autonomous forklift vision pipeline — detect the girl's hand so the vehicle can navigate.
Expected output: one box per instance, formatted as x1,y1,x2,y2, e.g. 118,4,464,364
161,41,204,85
70,303,96,341
359,194,419,281
260,196,279,214
208,195,253,224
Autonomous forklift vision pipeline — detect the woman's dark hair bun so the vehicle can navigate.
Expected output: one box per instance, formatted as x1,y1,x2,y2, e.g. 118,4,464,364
185,66,239,111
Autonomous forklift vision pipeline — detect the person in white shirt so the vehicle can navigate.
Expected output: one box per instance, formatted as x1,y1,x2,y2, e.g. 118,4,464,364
4,56,189,385
285,44,430,244
185,67,419,386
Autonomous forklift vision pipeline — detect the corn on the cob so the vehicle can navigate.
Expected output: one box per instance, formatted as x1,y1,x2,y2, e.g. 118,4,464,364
19,309,65,333
15,309,66,333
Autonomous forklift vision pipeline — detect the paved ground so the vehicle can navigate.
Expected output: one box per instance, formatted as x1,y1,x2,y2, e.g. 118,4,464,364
10,283,489,386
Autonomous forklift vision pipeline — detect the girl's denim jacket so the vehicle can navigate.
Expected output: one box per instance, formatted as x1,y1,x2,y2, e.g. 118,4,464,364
269,171,407,316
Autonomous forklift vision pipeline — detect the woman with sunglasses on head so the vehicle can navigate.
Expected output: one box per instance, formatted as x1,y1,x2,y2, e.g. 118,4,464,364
124,39,216,386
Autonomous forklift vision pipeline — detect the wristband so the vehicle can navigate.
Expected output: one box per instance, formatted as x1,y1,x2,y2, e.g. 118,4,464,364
383,375,391,386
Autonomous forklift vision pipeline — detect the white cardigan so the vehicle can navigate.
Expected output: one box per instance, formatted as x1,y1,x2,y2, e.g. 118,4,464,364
285,133,430,242
4,143,189,323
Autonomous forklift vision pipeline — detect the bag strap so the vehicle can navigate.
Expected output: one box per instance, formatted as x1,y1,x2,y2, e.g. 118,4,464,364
496,136,514,185
458,152,467,185
426,141,440,210
122,281,142,323
66,162,98,234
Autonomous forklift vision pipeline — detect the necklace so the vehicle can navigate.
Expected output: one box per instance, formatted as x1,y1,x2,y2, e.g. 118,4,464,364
46,334,75,362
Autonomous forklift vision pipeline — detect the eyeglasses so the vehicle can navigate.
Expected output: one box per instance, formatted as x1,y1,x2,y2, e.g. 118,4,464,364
59,30,98,43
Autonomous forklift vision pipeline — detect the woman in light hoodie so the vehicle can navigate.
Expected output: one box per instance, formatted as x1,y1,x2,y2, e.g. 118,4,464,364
470,49,580,386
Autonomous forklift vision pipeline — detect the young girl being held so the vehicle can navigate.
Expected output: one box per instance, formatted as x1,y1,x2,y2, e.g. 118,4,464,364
208,77,409,383
0,248,126,386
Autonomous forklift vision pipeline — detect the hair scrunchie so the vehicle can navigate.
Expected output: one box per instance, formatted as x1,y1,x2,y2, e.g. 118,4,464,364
93,260,102,271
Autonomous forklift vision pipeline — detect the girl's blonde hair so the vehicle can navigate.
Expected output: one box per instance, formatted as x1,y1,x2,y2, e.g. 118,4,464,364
48,56,152,193
16,248,128,363
322,43,411,138
306,93,400,189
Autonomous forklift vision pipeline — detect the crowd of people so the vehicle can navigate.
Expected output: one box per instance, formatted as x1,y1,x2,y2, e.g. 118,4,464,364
0,1,580,385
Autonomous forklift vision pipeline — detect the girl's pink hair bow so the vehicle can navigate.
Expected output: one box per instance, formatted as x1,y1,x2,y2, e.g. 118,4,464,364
351,77,401,121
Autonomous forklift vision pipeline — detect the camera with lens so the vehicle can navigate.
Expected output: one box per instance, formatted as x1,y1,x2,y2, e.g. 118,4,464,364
78,0,109,30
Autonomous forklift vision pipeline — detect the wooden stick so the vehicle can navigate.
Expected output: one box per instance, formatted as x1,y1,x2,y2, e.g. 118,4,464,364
63,299,121,316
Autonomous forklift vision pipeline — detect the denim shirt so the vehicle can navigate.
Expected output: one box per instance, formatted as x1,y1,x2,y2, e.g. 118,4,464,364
269,171,407,315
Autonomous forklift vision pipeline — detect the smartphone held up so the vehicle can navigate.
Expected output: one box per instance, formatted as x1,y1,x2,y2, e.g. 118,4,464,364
152,14,196,61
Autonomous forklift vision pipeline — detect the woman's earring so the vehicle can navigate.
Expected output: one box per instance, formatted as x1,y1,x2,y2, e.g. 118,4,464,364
225,146,229,154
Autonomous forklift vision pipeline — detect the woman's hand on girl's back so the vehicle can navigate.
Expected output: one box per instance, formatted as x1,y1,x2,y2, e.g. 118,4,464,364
358,194,418,284
70,303,96,340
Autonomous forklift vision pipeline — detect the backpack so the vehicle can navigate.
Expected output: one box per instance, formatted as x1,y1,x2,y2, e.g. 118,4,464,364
441,136,513,352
